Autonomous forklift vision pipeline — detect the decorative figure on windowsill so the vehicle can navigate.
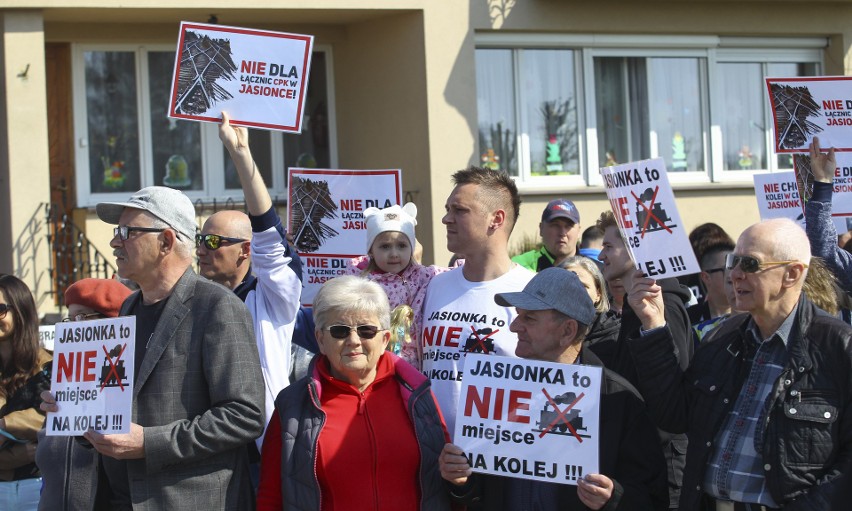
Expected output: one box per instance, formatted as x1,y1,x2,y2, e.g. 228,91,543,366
672,132,688,171
604,150,618,167
738,145,754,169
545,134,563,173
163,154,191,188
102,159,126,189
481,148,500,170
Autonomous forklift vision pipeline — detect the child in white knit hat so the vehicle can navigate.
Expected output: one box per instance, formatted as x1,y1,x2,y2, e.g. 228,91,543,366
343,202,448,368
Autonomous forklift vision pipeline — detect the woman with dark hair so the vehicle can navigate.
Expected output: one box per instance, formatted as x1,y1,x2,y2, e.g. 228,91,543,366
0,274,51,510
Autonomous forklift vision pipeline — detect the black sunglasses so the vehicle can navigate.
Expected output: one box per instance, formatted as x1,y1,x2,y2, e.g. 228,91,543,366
704,267,726,274
0,303,10,319
195,233,247,250
325,324,382,339
725,253,805,273
114,225,165,241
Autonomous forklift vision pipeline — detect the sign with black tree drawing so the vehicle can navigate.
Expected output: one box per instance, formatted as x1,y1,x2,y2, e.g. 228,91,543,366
766,76,852,153
168,22,314,132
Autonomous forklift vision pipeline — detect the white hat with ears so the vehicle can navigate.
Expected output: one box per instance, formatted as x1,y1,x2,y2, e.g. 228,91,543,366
364,202,417,253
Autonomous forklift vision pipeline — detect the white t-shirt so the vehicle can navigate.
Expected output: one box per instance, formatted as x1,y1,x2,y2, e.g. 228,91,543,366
420,264,535,434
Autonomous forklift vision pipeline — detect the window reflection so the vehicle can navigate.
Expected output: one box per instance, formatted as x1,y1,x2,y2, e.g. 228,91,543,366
521,50,579,176
149,52,203,190
85,51,141,193
476,49,518,176
595,57,705,172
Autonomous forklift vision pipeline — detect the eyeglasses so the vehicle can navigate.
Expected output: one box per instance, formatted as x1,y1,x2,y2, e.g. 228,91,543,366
704,267,726,275
324,324,382,339
0,304,10,319
61,312,105,322
195,233,247,250
114,226,165,241
725,253,807,273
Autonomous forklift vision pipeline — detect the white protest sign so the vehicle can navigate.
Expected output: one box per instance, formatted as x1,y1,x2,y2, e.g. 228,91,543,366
766,76,852,153
600,158,700,279
168,22,314,132
287,168,402,305
454,354,601,485
39,324,55,351
794,154,852,233
47,316,135,436
752,171,805,228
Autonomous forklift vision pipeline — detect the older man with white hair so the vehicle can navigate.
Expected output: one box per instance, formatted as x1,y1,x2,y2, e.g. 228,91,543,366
626,218,852,510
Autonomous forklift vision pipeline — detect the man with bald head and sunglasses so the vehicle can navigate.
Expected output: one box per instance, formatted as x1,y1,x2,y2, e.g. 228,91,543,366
207,113,311,465
626,217,852,510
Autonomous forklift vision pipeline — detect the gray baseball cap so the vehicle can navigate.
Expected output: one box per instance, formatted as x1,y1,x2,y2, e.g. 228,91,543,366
495,267,596,326
96,186,197,240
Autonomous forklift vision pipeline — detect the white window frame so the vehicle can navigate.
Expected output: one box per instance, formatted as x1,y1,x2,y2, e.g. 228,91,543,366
72,43,337,207
474,33,826,191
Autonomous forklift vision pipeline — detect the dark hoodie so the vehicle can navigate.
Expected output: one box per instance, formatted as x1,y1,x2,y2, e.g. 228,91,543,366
584,310,621,365
615,277,693,509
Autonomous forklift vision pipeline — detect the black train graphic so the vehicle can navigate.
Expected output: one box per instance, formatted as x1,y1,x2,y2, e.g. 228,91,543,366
174,31,238,115
770,83,823,150
99,344,127,388
290,176,339,252
535,391,588,436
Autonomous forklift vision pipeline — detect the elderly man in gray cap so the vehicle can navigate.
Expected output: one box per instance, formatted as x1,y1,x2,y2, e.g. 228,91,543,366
47,186,264,510
439,267,667,511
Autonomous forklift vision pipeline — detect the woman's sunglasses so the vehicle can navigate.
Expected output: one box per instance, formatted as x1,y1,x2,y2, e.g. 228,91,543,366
0,303,10,319
195,233,247,250
725,253,805,273
325,324,381,339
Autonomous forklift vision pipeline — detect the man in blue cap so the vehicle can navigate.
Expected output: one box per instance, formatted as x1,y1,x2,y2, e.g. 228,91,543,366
439,268,667,510
513,199,581,272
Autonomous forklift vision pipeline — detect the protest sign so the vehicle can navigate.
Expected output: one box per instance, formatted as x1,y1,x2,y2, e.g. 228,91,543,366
39,324,55,351
454,354,601,485
794,154,852,233
753,171,806,228
168,22,314,132
600,158,700,279
47,316,135,436
288,168,402,304
766,76,852,153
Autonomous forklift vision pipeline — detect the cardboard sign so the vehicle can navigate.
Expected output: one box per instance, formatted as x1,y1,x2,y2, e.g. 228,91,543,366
753,171,805,228
794,154,852,233
766,76,852,153
454,354,601,485
46,317,135,436
39,324,55,351
168,22,314,132
600,158,700,279
287,168,402,304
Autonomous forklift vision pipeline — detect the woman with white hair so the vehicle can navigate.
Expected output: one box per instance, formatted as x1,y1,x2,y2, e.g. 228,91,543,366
557,256,621,362
257,276,451,511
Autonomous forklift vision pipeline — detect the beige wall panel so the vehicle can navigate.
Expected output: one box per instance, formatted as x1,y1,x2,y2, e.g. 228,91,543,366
0,10,53,309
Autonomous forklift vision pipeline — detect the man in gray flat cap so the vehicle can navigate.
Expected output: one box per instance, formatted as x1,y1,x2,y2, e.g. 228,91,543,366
439,268,667,511
60,186,263,510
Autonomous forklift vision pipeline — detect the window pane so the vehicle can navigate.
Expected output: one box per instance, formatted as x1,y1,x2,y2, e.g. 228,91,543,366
85,51,140,193
224,130,272,189
476,49,518,176
595,57,705,173
648,58,705,172
148,52,203,190
769,62,819,170
283,52,331,170
595,57,650,166
718,63,767,171
520,49,579,176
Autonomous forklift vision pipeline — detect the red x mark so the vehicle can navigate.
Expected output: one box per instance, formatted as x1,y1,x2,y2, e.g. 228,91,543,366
539,388,585,442
631,186,672,238
101,343,127,391
468,326,499,354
